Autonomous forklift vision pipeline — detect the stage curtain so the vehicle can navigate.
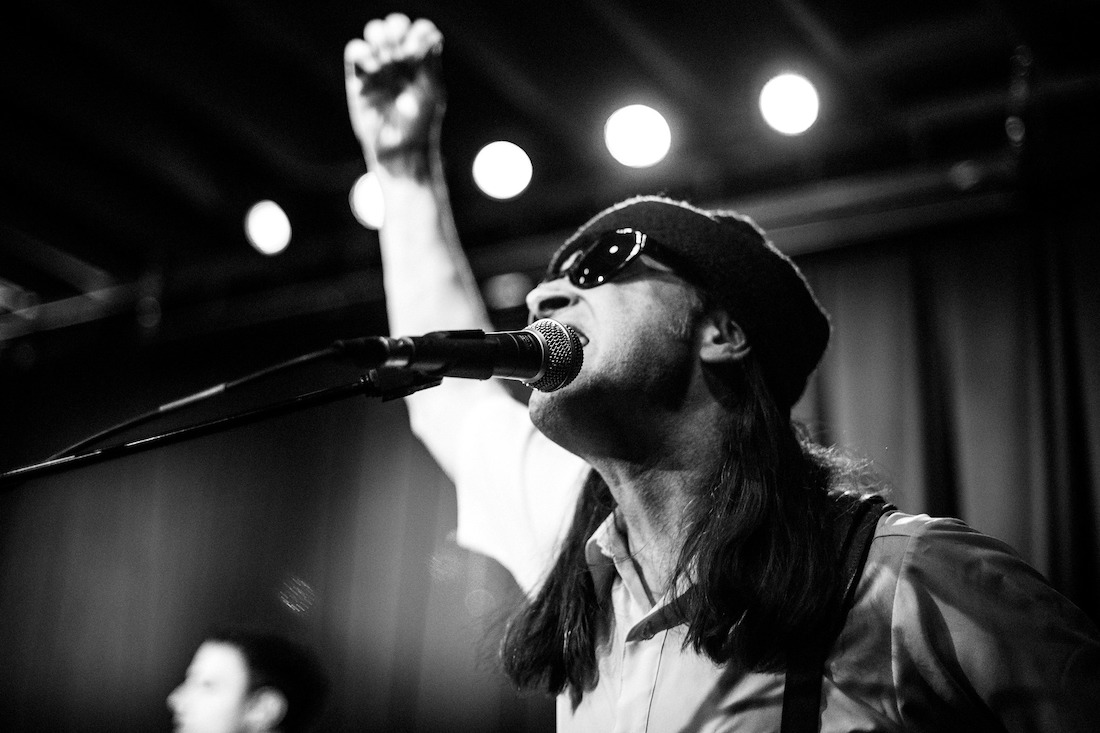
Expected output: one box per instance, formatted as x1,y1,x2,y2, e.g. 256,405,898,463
795,197,1100,620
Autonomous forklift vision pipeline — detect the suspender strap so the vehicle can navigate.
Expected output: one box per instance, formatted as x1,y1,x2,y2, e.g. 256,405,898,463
780,495,892,733
780,644,829,733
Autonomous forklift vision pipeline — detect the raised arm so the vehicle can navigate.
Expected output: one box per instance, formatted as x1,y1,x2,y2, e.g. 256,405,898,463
343,14,507,477
343,13,489,339
343,15,588,590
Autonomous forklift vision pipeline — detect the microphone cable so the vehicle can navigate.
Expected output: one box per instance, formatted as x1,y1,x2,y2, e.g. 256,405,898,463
48,345,340,460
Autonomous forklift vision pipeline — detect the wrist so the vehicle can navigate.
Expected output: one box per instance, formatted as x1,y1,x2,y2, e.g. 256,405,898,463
371,144,437,183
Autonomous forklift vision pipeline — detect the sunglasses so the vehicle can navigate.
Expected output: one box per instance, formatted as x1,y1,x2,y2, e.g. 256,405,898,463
544,228,685,289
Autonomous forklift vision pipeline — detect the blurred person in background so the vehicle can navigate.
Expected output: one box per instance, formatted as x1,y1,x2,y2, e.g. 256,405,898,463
168,628,327,733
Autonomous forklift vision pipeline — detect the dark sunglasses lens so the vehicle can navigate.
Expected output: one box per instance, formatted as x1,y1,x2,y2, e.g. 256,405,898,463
572,231,644,287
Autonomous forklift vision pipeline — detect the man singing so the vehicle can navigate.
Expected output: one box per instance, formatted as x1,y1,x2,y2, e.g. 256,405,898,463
344,13,1100,731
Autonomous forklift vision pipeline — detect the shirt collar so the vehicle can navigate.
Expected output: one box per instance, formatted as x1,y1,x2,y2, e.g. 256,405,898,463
583,510,700,641
584,511,622,600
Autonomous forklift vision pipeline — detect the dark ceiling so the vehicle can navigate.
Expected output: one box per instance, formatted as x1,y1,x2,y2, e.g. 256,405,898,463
2,0,1098,355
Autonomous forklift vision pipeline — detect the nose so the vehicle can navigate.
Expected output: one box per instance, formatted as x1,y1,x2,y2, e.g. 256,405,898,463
525,278,577,321
167,684,182,712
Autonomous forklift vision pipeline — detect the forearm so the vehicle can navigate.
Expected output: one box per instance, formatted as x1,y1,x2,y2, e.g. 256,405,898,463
371,151,513,476
374,153,492,338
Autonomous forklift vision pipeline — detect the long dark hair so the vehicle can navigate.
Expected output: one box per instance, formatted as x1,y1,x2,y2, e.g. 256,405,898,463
500,355,879,706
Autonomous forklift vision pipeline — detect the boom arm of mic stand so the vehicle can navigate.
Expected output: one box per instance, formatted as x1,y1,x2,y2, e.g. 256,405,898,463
0,369,442,489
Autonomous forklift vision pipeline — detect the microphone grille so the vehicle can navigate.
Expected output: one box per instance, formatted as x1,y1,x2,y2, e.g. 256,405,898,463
524,319,583,393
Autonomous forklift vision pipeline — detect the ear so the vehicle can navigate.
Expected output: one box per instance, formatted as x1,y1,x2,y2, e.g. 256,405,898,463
698,309,751,365
244,687,287,732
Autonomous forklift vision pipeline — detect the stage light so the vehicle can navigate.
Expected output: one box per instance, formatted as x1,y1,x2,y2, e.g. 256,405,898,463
245,200,291,255
350,171,385,229
472,141,533,200
604,104,671,167
759,73,819,135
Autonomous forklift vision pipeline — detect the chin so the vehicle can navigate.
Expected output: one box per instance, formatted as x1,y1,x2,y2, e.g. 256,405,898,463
527,387,557,428
528,373,608,454
528,385,574,440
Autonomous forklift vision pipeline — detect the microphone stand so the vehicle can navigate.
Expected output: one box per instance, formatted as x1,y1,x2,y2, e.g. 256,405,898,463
0,368,441,489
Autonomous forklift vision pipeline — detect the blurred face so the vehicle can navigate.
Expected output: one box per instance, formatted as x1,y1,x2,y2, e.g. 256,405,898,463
167,642,254,733
525,254,705,458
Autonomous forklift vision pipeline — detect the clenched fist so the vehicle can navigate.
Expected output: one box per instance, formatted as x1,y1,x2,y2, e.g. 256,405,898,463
344,13,445,173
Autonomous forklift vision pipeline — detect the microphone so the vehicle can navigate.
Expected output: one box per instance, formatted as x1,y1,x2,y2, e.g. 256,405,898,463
335,318,583,392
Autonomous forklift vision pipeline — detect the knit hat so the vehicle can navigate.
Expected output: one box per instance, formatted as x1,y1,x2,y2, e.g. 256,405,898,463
547,196,830,409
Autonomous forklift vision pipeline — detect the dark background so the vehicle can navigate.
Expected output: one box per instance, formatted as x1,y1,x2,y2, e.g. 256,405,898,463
2,1,1098,730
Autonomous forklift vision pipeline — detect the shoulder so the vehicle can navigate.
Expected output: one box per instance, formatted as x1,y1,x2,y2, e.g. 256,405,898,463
856,509,1100,659
865,510,1061,611
869,510,1100,682
843,511,1100,728
869,510,1019,571
873,510,975,541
